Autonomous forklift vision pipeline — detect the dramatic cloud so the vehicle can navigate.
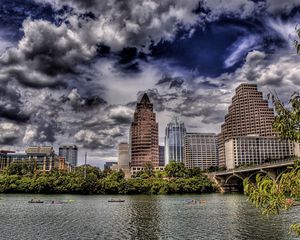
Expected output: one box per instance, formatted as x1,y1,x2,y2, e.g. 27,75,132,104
0,122,22,145
35,0,201,51
0,19,95,88
0,0,300,166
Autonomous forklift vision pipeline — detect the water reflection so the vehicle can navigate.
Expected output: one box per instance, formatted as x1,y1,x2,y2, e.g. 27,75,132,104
0,194,298,240
127,195,162,240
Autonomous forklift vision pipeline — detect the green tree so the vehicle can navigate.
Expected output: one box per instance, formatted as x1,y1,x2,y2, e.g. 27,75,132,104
269,92,300,141
164,161,188,178
143,162,154,177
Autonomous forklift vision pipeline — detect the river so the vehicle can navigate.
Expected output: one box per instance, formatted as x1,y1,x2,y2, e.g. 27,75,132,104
0,193,299,240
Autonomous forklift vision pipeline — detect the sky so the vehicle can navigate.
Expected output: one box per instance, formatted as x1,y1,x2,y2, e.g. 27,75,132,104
0,0,299,167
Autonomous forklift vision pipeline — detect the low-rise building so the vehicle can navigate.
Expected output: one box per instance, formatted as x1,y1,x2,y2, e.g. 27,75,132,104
0,147,72,172
131,166,165,175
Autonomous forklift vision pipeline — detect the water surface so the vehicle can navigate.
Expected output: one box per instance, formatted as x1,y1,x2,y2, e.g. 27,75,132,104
0,193,299,240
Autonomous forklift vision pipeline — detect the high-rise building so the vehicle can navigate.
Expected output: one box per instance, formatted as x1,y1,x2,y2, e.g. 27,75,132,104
59,145,78,167
159,146,165,166
218,84,276,167
130,93,159,169
184,133,218,170
164,118,186,165
104,161,118,170
118,142,130,169
225,136,297,169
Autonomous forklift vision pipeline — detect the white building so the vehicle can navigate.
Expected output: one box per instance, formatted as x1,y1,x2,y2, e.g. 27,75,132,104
225,136,298,169
118,142,130,169
184,133,218,170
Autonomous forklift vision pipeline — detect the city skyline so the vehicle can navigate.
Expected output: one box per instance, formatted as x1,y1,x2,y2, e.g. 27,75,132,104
0,1,299,167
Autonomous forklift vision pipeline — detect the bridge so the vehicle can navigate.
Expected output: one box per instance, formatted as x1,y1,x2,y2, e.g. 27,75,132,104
207,159,297,193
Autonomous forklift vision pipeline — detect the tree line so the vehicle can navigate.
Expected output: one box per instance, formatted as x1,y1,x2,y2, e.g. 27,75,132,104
0,161,215,195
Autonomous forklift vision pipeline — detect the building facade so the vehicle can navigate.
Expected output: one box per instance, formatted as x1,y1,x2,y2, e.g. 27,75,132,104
59,145,78,167
0,147,72,172
159,146,165,166
184,133,218,170
218,84,276,167
225,136,297,169
118,142,130,169
104,161,118,170
164,118,186,165
130,93,159,169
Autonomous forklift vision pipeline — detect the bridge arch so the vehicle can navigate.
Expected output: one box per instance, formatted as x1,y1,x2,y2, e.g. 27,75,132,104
246,170,273,182
225,173,244,184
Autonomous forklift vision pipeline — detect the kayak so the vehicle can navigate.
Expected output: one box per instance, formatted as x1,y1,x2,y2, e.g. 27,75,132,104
28,200,44,203
108,200,125,202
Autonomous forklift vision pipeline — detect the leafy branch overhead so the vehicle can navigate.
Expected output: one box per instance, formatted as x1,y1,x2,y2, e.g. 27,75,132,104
268,92,300,142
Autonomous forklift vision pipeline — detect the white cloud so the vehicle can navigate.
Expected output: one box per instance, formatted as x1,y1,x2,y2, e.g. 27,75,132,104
224,35,261,68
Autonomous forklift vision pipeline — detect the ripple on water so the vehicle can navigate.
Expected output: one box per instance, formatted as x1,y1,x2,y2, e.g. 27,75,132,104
0,194,299,240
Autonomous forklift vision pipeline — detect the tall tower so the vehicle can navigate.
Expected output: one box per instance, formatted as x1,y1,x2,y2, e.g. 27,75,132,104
218,83,275,167
164,118,186,165
130,93,159,167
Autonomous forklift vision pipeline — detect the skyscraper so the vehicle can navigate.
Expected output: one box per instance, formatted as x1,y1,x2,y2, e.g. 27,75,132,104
184,133,218,170
218,83,276,167
130,93,159,168
59,145,78,167
164,118,186,165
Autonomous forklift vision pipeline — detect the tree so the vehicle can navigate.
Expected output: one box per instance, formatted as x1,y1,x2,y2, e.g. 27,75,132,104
164,161,188,178
269,92,300,141
143,162,154,177
245,92,300,236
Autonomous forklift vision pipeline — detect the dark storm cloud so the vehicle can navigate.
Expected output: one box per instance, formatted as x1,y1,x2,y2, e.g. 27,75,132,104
0,122,22,145
61,88,107,110
0,19,96,89
35,0,201,51
156,75,184,89
0,85,30,123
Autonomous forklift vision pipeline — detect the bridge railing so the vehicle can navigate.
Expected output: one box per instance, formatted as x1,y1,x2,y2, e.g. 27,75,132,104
212,157,299,175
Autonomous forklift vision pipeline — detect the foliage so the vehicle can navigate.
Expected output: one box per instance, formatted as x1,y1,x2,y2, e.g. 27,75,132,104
0,161,215,195
165,161,188,178
268,92,300,142
244,162,300,236
245,91,300,236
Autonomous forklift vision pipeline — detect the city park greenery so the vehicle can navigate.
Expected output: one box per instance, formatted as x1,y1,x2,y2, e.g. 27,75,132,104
0,161,215,195
244,91,300,235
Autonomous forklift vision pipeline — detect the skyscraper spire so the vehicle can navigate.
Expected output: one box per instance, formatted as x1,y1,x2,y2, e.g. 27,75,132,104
140,93,151,104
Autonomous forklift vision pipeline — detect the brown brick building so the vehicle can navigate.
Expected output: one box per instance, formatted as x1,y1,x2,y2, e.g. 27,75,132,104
130,93,159,168
218,83,276,167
